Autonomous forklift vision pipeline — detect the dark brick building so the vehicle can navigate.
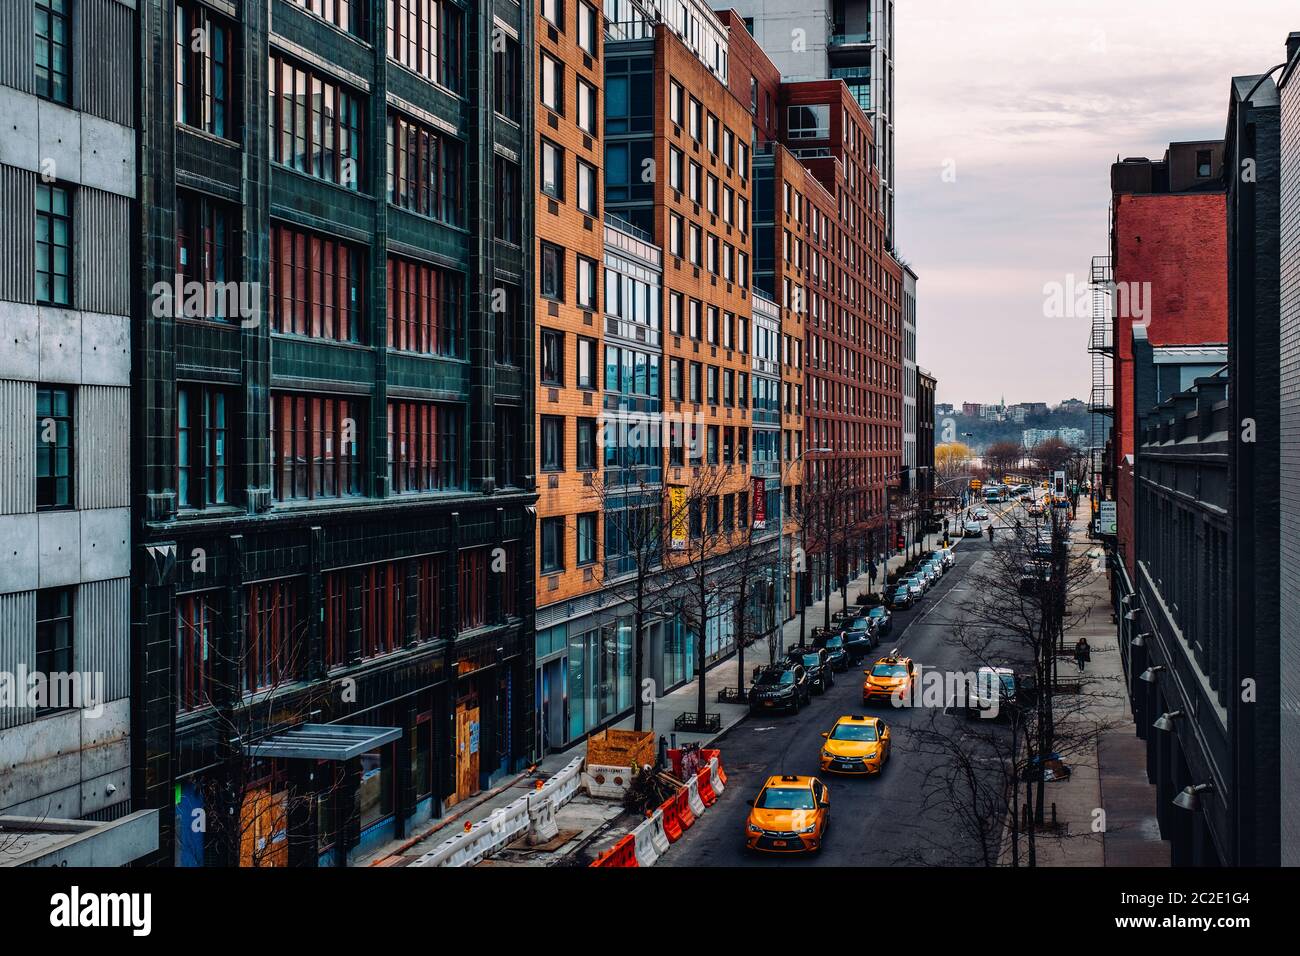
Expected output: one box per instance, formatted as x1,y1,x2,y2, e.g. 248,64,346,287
133,0,536,865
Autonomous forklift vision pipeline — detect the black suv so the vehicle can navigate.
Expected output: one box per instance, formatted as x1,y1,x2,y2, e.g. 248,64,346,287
788,646,834,693
838,618,878,662
813,633,851,672
749,662,811,714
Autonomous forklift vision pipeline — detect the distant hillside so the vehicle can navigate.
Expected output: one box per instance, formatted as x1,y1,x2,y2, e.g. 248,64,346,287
934,409,1093,453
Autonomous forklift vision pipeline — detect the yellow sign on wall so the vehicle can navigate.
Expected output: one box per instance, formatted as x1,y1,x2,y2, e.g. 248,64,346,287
669,486,687,550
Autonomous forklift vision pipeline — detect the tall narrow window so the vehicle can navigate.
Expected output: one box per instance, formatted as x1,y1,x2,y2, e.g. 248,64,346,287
386,0,462,91
176,1,234,139
176,591,219,712
36,588,73,710
175,190,238,321
493,34,521,121
34,0,70,104
387,111,464,225
35,385,73,510
245,579,303,693
177,384,231,509
35,183,71,306
269,50,364,188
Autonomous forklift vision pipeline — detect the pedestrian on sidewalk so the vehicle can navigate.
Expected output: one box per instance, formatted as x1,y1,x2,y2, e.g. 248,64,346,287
987,524,994,542
1074,638,1091,673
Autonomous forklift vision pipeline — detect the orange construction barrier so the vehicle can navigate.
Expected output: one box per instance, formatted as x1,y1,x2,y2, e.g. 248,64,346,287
590,833,638,867
661,794,684,842
696,766,717,807
675,786,696,831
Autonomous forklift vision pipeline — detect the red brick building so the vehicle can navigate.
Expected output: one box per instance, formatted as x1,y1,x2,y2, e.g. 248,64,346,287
1109,143,1229,576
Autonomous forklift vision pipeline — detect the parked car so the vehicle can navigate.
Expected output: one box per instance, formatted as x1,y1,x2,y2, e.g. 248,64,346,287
788,647,834,694
814,634,851,672
964,666,1018,718
888,585,914,609
750,662,812,714
865,605,893,636
839,618,878,660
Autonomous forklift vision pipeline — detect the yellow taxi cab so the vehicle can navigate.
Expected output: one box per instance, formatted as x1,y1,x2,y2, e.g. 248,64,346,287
863,655,916,705
820,714,891,775
744,775,830,853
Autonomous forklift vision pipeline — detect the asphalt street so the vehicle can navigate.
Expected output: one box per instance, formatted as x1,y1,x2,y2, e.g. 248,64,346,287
660,495,1038,866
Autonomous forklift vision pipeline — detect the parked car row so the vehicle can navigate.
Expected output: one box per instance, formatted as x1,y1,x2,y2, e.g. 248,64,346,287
886,548,955,611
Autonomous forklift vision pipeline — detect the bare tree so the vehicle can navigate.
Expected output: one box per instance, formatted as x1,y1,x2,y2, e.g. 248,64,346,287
590,464,668,732
657,462,742,731
1031,436,1076,476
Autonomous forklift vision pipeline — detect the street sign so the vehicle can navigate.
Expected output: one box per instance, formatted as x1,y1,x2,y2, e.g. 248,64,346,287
1098,500,1117,535
669,486,687,550
752,477,767,530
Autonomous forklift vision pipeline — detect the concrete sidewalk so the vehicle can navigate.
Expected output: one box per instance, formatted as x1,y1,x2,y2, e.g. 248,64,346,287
1018,500,1168,867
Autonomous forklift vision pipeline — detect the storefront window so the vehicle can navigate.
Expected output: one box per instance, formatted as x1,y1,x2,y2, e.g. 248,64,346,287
568,627,589,741
356,745,393,831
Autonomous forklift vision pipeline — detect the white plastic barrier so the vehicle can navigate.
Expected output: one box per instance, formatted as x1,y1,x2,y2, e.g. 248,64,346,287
631,816,660,866
708,756,725,797
686,774,706,817
412,756,584,867
582,763,635,799
648,807,671,856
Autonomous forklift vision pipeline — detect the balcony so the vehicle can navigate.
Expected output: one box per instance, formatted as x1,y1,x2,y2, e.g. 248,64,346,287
829,32,873,47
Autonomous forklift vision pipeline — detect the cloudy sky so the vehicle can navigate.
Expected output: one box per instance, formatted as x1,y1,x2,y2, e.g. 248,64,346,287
895,0,1298,406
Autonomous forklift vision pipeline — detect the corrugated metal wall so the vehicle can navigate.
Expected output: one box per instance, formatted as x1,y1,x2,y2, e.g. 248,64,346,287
0,165,35,304
76,0,135,128
0,379,36,515
74,577,130,702
76,385,130,510
0,591,36,730
0,0,35,94
77,188,132,316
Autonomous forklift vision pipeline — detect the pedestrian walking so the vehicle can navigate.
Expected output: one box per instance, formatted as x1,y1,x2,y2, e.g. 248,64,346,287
987,524,994,542
1074,638,1091,673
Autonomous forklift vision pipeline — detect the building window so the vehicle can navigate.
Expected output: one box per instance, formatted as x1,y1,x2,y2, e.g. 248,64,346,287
540,415,564,471
577,512,597,565
244,578,304,693
386,0,463,92
35,385,72,510
387,112,464,225
605,56,653,134
1196,149,1212,178
577,2,598,56
494,156,521,245
669,357,683,400
493,32,521,121
542,0,563,28
360,562,405,658
496,407,519,489
459,547,489,630
322,571,349,668
577,159,598,215
388,400,462,493
386,254,464,357
669,80,683,125
269,50,364,187
541,328,564,385
292,0,362,36
34,0,70,104
577,79,597,134
270,223,363,342
577,337,598,389
577,256,598,310
177,385,231,509
788,103,830,140
35,588,73,710
541,242,564,301
541,517,564,573
176,1,233,138
541,53,563,114
35,183,72,307
175,189,237,321
415,555,442,640
494,282,519,365
540,138,564,200
604,140,654,203
270,393,364,501
576,416,597,469
176,591,218,712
